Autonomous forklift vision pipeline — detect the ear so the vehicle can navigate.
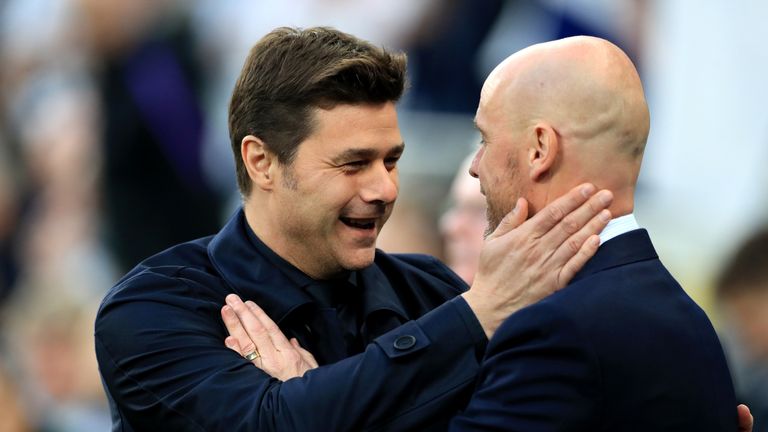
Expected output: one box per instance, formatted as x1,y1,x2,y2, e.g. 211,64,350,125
241,135,277,191
527,123,559,182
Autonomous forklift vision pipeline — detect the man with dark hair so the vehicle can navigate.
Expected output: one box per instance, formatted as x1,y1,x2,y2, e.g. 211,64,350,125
228,26,408,195
95,26,612,431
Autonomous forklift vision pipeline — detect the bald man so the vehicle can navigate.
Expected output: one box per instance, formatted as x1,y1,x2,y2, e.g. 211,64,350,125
449,36,738,431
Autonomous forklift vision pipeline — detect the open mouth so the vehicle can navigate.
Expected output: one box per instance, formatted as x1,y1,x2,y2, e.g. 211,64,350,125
339,217,377,230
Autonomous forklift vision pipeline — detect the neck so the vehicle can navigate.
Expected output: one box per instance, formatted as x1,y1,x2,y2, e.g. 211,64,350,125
242,197,333,279
531,182,635,219
605,190,634,218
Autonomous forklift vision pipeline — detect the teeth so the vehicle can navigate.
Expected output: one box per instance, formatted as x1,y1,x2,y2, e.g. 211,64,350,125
340,217,376,229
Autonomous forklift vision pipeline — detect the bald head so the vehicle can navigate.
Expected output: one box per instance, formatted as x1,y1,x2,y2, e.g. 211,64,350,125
472,36,649,223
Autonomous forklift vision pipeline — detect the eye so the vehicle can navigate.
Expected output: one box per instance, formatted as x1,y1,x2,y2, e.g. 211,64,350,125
384,155,400,170
342,160,368,172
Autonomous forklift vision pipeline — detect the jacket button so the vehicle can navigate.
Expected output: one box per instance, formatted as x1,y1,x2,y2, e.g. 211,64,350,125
394,335,417,350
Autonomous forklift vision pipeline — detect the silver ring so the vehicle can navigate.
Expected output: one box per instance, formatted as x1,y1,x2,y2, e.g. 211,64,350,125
244,350,260,361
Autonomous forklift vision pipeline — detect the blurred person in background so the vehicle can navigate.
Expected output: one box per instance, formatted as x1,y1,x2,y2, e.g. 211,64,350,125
0,70,112,429
77,0,225,271
0,135,21,303
4,285,109,432
0,0,119,430
0,0,115,300
0,361,30,432
376,197,444,257
717,228,768,432
403,0,504,113
0,0,86,306
439,151,487,285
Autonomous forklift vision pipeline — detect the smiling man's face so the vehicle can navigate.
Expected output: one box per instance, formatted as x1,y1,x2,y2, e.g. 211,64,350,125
269,102,404,278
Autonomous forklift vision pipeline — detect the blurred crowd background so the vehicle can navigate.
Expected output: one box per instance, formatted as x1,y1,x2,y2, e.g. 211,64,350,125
0,0,766,431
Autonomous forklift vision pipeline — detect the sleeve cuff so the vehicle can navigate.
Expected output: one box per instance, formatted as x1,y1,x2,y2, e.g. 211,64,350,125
372,295,488,362
447,295,488,359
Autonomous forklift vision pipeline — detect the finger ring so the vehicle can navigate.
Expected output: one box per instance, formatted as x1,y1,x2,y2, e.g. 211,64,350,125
244,350,260,361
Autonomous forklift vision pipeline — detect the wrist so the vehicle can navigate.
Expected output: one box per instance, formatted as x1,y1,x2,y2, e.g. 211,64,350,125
460,290,500,339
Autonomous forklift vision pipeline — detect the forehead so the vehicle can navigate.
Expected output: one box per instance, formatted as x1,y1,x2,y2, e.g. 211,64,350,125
474,95,500,136
302,102,403,154
476,74,509,131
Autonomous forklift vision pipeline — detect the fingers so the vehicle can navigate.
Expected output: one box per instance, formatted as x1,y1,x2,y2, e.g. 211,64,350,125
221,302,257,356
550,205,612,287
527,184,606,238
245,300,294,352
557,234,601,288
737,404,753,432
542,191,612,244
222,295,319,380
486,198,528,240
225,294,276,359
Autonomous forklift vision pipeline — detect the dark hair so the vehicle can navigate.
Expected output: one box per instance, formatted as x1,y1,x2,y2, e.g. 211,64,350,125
716,228,768,299
228,26,407,196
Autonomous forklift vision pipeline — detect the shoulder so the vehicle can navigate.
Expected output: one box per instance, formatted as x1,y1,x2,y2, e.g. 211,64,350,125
559,257,690,325
96,236,227,342
491,298,589,351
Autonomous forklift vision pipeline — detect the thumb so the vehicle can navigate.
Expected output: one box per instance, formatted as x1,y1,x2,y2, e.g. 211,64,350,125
487,198,528,240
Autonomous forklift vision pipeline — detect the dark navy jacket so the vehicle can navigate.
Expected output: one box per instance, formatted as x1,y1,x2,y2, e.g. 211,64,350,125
450,229,737,431
95,210,486,432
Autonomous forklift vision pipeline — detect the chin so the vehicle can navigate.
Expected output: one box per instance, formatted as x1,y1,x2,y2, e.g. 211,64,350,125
339,248,377,271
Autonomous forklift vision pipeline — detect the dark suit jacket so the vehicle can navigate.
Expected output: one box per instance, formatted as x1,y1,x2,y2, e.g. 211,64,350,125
95,210,485,432
450,229,737,431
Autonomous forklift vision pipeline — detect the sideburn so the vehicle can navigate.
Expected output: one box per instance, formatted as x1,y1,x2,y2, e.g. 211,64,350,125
281,163,299,190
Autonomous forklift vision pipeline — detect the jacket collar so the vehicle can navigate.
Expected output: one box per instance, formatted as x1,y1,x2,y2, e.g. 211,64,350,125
571,229,658,284
358,262,409,320
207,209,408,324
207,209,314,324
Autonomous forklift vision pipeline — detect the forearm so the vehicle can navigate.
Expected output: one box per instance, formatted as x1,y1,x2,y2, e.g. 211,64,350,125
264,297,486,431
97,298,485,432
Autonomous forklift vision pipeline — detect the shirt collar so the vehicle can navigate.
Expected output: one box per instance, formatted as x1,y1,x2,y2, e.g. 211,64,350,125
599,213,640,245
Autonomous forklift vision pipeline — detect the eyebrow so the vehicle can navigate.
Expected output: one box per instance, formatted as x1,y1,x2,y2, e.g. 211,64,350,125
473,119,485,135
332,143,405,164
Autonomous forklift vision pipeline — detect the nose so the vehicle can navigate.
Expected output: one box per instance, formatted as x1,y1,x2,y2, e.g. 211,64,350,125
469,147,483,178
360,161,399,204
